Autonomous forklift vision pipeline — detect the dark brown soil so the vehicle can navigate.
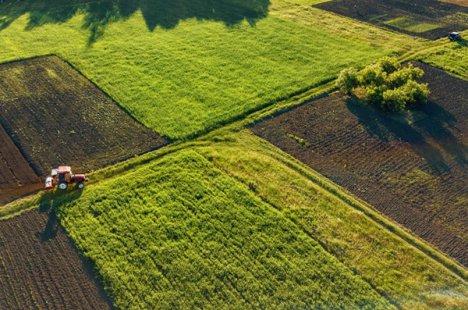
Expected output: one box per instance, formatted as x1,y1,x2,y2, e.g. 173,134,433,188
0,124,42,205
0,209,112,309
252,62,468,265
0,55,167,180
315,0,468,39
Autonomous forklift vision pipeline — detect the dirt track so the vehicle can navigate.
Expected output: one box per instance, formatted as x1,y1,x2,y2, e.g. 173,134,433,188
252,62,468,265
0,124,41,204
0,55,166,178
0,209,112,309
315,0,468,39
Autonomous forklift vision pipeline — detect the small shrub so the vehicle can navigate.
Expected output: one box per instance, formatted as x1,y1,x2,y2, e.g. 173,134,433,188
382,87,408,112
364,85,385,106
336,67,359,94
402,80,430,106
386,65,424,88
358,64,386,86
378,56,400,74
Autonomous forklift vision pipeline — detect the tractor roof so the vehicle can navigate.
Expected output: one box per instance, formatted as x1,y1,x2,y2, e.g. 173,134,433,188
57,166,72,173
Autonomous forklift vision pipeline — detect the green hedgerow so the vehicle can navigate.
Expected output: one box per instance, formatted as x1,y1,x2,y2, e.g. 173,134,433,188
377,56,400,74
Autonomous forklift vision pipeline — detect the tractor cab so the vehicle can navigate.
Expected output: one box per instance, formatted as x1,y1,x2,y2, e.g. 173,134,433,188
45,166,86,190
57,166,72,185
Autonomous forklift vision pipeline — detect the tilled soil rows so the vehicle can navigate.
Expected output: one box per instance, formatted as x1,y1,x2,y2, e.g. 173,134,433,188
0,124,42,204
0,209,112,309
315,0,468,40
252,62,468,265
0,55,166,179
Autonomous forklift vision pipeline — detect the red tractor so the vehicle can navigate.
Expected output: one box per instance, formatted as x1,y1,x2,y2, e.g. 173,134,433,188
45,166,87,190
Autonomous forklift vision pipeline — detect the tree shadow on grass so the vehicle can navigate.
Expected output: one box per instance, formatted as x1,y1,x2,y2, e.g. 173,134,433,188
0,0,271,45
346,98,466,175
38,189,83,241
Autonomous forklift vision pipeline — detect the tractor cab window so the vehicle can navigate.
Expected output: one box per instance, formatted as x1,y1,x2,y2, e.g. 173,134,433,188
58,172,71,183
58,173,65,184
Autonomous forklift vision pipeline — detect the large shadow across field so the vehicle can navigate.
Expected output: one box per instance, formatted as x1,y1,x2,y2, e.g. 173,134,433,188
346,99,466,174
0,0,270,44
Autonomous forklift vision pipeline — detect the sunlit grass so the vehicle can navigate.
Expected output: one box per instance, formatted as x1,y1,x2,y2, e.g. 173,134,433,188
58,148,389,309
384,16,441,33
51,131,468,308
0,0,422,139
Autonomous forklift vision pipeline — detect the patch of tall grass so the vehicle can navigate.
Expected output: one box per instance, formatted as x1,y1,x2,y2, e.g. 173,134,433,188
58,149,390,308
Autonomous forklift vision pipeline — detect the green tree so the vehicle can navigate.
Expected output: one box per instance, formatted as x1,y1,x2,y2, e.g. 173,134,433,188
337,57,430,112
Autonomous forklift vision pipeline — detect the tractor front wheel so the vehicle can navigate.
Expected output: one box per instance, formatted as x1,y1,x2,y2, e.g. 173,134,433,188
77,183,85,190
58,183,68,190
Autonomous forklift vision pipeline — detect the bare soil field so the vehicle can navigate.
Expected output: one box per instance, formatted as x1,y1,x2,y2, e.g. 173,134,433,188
315,0,468,39
0,55,166,178
252,62,468,265
0,125,42,205
0,208,112,309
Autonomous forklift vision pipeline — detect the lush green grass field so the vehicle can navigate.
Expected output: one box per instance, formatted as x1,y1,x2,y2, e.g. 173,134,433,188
0,0,422,139
57,149,389,309
1,1,466,308
43,131,465,309
197,132,468,308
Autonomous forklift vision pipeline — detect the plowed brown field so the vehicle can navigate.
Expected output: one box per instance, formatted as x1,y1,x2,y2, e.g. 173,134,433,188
252,62,468,265
0,209,112,309
0,124,41,205
315,0,468,39
0,55,166,178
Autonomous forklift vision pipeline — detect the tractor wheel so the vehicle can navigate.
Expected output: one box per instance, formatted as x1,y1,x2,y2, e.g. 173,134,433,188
58,183,68,190
77,183,85,189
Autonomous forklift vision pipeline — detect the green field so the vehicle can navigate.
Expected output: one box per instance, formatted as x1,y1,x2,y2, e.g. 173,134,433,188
34,132,465,308
1,1,467,308
417,30,468,78
384,16,441,33
0,0,425,140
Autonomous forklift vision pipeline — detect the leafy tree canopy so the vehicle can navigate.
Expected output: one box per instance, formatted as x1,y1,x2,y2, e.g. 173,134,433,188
336,57,430,112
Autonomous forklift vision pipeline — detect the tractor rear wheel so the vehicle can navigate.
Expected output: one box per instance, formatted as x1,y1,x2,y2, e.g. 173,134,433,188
58,183,68,190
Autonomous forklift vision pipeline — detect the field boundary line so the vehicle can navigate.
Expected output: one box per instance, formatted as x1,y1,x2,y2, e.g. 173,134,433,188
0,140,211,219
196,148,399,308
195,133,468,281
54,55,169,141
252,140,467,281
